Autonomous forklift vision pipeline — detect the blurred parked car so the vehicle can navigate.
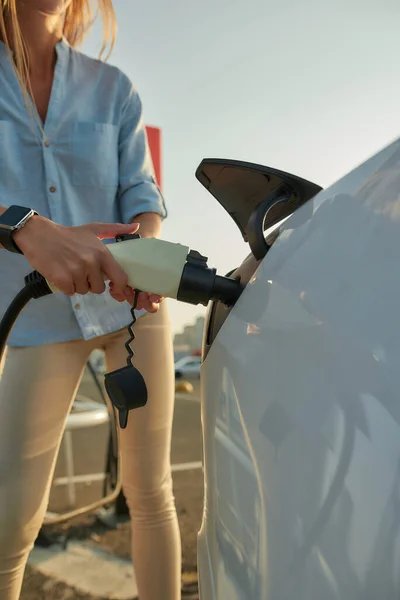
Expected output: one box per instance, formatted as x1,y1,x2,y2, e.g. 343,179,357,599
175,355,201,379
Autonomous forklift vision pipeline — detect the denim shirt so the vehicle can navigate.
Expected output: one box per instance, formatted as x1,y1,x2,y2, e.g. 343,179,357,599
0,39,167,346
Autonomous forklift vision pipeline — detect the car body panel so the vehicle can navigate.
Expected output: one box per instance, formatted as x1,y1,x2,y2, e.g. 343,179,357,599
198,138,400,599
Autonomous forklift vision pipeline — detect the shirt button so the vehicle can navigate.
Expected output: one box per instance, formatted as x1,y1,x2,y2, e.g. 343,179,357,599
74,303,80,310
49,186,56,193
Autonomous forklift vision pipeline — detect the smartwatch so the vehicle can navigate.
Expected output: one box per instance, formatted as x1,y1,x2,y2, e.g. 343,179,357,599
0,205,39,254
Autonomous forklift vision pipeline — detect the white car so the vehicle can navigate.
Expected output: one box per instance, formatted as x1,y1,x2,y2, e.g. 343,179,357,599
196,138,400,599
174,355,201,379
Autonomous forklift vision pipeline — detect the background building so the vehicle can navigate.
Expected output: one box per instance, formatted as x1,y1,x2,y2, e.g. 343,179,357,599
173,315,205,361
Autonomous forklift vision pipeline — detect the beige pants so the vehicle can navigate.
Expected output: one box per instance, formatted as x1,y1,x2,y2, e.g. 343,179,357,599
0,304,181,600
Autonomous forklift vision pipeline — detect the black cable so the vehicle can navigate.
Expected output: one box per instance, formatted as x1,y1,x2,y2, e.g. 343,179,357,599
0,286,33,363
0,271,51,364
125,290,140,366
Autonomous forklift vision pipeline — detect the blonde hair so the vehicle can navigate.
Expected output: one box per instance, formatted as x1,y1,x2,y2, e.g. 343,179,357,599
0,0,116,95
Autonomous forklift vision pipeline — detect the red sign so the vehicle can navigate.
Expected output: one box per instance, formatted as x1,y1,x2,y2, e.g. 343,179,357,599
145,126,162,191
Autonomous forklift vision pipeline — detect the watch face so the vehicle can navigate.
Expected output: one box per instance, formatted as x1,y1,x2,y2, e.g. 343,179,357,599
0,206,32,230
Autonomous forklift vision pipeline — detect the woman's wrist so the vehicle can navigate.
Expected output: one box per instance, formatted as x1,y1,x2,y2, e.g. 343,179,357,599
13,214,46,251
0,208,42,253
132,212,162,238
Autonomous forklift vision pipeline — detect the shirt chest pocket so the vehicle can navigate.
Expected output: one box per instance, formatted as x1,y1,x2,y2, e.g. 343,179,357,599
72,122,119,188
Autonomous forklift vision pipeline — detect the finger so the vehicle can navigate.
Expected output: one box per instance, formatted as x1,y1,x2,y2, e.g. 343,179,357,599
110,290,126,302
74,273,90,295
123,286,135,305
101,250,129,295
53,276,75,296
88,270,106,295
131,292,144,309
109,282,126,302
86,222,140,241
147,302,160,313
137,293,159,313
148,294,163,304
68,283,77,297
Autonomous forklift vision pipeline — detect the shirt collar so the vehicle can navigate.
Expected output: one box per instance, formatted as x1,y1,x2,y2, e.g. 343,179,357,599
56,36,71,53
0,36,70,62
55,36,70,66
0,39,10,64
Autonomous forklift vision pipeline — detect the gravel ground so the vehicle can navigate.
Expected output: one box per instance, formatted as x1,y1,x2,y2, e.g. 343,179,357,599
21,470,203,600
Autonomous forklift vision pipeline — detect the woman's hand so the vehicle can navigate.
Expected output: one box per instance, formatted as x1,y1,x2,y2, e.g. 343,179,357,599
109,284,163,313
108,212,164,312
14,215,139,297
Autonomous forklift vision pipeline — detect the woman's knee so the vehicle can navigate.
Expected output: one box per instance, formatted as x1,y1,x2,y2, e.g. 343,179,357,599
0,494,43,558
0,447,57,558
122,472,176,524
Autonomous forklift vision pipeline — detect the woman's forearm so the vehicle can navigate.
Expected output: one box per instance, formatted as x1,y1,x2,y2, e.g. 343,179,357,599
133,212,162,238
0,207,139,296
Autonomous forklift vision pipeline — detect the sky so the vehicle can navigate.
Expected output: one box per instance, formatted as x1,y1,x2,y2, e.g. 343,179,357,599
83,0,400,334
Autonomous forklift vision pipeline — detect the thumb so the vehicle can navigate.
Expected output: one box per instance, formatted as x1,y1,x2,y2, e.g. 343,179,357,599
85,222,140,240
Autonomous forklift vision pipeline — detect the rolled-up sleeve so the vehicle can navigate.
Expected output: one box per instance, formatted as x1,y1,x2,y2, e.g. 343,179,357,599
117,82,167,223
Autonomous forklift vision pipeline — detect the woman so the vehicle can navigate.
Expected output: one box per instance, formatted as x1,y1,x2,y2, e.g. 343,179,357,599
0,2,181,600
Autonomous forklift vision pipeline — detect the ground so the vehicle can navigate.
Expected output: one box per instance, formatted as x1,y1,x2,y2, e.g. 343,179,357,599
20,371,203,600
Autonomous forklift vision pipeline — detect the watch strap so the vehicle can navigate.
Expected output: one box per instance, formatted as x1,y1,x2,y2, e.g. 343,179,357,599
0,228,22,253
0,207,38,254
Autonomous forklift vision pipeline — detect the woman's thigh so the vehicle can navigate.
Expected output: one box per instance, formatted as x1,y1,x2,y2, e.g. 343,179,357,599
104,304,175,496
0,340,91,547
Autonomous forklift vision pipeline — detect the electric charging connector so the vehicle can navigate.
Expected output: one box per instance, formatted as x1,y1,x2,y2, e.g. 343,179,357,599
0,234,243,429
